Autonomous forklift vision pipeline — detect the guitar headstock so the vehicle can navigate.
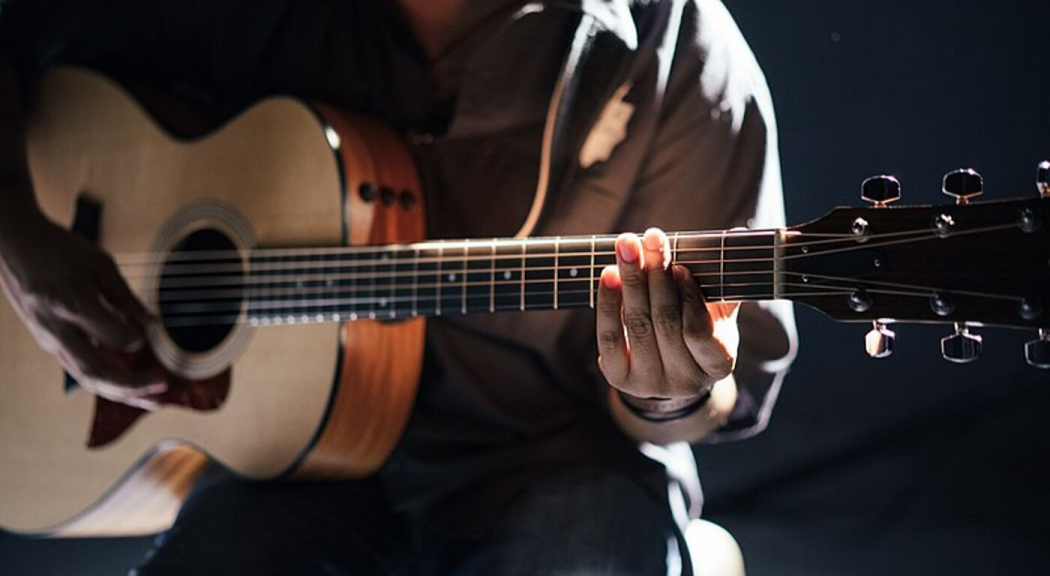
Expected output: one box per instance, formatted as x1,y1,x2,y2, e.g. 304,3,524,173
781,163,1050,368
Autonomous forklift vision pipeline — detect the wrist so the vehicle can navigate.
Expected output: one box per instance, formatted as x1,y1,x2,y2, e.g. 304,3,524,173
616,389,711,423
608,376,738,445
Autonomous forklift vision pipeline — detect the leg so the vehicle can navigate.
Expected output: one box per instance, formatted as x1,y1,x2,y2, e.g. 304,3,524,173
130,467,409,576
418,468,690,576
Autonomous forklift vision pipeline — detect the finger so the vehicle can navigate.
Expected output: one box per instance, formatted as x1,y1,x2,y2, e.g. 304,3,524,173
615,233,661,387
675,266,734,380
65,291,145,351
709,300,742,323
596,266,628,386
643,229,706,396
54,325,166,399
94,255,155,331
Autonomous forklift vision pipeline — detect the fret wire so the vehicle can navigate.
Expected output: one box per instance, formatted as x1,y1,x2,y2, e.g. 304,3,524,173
553,237,560,311
412,247,419,317
486,242,494,313
436,245,443,316
461,239,469,315
589,235,597,310
519,240,526,312
719,229,727,301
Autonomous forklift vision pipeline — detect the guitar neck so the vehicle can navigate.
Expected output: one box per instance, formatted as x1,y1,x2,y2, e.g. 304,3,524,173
228,229,782,327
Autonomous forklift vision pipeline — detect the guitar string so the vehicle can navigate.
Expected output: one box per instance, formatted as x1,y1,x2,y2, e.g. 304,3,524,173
779,270,1021,303
134,222,986,264
115,243,775,276
146,260,778,296
149,265,1021,317
159,283,839,325
148,268,1021,311
148,268,779,304
126,255,770,286
155,282,931,328
155,279,784,315
115,224,982,286
112,225,952,274
120,224,1018,301
110,228,792,265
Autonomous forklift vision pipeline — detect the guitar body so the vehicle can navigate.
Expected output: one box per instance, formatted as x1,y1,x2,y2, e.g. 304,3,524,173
0,69,425,536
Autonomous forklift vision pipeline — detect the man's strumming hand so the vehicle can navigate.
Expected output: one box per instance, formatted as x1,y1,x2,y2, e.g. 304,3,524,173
0,194,166,410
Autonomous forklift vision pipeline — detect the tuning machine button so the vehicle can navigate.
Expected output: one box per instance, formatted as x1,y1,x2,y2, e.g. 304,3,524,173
1025,329,1050,369
861,175,901,208
1038,161,1049,198
941,322,982,363
942,168,983,205
865,321,895,359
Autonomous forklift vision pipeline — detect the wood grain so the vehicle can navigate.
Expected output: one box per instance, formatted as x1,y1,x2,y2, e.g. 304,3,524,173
1,69,351,535
291,106,426,479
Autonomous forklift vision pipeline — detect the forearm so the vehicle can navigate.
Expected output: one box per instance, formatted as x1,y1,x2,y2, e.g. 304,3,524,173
608,374,738,445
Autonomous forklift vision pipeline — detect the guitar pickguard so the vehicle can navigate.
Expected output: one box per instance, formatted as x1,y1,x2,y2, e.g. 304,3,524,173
88,355,230,449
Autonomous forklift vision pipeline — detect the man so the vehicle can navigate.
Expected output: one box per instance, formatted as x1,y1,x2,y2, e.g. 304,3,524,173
0,0,796,573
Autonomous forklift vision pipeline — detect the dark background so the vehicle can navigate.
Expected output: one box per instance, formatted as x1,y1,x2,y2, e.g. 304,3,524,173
2,0,1049,574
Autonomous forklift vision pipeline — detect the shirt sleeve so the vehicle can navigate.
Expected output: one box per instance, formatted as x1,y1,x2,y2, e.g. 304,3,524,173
619,0,797,440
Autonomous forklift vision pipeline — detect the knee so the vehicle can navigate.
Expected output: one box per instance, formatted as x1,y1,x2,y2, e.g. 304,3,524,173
685,520,746,576
480,470,682,575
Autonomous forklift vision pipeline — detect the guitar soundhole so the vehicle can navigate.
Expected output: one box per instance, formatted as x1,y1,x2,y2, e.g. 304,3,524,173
157,228,244,354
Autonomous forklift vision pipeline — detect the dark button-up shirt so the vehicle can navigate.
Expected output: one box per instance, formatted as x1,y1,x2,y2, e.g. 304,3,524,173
1,0,796,519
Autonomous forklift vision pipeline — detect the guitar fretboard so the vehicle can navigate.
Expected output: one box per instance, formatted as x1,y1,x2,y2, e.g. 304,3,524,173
229,230,779,326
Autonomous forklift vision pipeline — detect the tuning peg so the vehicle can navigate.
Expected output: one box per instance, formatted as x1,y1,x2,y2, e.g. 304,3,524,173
942,168,983,205
1037,161,1049,198
1025,329,1050,369
861,175,901,207
865,321,895,358
941,322,982,363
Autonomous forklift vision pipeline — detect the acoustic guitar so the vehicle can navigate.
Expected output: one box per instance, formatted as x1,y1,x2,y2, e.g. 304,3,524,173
1,68,1047,539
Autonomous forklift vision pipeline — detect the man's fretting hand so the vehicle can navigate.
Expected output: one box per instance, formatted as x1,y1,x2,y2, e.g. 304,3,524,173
0,204,167,410
596,228,740,433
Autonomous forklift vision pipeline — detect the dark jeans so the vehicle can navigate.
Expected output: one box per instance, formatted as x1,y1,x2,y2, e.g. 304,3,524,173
130,466,692,576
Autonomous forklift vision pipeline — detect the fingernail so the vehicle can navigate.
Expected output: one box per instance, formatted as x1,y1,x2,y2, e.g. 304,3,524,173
145,383,168,395
616,235,638,263
600,266,621,289
643,228,663,251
